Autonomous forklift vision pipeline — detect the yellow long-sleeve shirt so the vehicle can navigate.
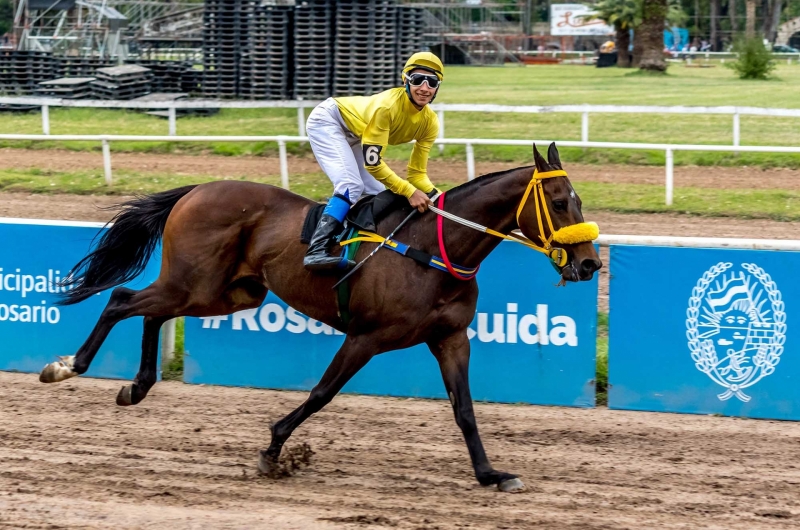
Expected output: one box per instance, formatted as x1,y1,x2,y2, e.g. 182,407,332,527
334,87,438,199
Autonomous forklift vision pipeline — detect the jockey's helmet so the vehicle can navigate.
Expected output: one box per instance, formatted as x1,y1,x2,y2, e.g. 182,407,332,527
402,52,444,81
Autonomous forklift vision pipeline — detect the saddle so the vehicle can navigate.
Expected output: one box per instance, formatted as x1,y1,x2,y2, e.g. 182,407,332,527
300,190,409,244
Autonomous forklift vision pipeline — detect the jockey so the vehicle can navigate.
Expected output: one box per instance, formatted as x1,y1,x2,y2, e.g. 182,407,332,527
303,52,444,271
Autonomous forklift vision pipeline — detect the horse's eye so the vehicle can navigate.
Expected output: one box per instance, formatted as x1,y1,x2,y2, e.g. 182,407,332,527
552,199,568,212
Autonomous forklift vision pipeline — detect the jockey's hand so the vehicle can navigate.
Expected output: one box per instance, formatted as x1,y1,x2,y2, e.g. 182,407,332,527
408,189,433,213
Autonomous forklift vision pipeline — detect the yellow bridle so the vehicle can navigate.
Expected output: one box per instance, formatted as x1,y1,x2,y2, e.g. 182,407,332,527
484,169,599,268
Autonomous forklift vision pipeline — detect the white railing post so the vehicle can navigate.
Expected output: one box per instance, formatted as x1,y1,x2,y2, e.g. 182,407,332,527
297,105,306,137
437,109,445,154
161,318,176,368
465,142,475,181
102,139,113,185
733,111,740,151
168,106,177,136
41,105,50,135
278,139,289,190
581,111,589,143
665,148,674,206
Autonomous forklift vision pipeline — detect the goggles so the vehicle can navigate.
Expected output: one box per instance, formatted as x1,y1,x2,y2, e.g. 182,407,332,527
405,73,440,89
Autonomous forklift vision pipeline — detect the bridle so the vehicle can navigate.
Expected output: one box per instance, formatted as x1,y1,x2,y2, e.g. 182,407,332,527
432,169,599,279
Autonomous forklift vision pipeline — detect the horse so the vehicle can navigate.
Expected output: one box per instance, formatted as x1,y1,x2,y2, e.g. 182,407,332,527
39,143,601,493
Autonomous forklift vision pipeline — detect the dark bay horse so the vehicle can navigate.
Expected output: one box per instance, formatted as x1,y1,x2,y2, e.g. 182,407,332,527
39,143,601,493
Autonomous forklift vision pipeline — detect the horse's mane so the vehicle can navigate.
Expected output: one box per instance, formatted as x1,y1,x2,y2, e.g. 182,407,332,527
446,165,535,199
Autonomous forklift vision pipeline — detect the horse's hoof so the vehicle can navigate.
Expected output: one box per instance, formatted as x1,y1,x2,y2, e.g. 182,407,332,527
116,385,134,406
39,356,78,383
257,450,276,475
498,477,525,493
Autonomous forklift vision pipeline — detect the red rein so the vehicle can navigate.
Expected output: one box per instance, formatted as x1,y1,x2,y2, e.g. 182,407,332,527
436,192,479,281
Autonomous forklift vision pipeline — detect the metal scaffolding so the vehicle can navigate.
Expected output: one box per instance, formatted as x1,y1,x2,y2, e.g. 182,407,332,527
401,0,525,65
11,0,199,57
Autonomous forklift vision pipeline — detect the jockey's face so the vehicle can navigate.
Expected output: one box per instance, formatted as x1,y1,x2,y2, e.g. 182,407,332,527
405,68,438,107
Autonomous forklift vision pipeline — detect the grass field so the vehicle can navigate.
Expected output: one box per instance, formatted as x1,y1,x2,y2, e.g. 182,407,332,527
596,312,609,406
3,65,800,168
3,167,799,221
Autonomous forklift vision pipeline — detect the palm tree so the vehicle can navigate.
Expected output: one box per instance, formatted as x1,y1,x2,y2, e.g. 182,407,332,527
638,0,669,71
589,0,641,67
745,0,756,37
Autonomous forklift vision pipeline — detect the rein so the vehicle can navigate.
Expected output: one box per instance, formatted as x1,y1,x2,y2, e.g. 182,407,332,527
432,169,599,280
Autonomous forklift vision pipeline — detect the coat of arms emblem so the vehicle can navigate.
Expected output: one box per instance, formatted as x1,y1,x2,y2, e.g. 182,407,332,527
686,262,786,402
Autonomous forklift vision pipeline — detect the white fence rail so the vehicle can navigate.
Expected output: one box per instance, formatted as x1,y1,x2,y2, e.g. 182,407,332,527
2,132,800,206
596,235,800,251
4,96,800,149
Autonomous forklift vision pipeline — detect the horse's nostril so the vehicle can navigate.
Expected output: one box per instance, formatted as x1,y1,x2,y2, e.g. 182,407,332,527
580,258,602,275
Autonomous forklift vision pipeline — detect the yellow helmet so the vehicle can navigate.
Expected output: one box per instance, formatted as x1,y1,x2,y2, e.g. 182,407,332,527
402,52,444,81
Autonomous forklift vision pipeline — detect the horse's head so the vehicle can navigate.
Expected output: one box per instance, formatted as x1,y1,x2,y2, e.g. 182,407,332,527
516,143,602,283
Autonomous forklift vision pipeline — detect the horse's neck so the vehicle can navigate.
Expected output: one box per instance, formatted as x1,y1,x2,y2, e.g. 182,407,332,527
439,168,531,267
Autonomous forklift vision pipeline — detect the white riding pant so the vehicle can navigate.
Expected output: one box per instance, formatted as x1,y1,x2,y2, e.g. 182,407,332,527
306,98,386,205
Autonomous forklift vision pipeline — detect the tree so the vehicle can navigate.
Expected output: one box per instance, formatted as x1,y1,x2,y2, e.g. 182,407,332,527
728,0,737,39
0,0,13,36
745,0,756,36
727,36,776,78
589,0,641,67
638,0,669,71
710,0,720,49
762,0,783,42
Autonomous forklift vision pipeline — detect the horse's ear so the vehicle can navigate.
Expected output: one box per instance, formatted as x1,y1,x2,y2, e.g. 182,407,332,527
533,143,548,171
547,142,562,169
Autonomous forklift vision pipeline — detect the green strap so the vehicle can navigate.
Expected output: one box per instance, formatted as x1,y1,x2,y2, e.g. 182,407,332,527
336,228,362,327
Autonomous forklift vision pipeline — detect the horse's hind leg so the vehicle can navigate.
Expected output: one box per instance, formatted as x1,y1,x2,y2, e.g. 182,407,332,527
428,331,525,493
115,315,171,406
39,283,184,383
259,335,376,476
40,286,139,383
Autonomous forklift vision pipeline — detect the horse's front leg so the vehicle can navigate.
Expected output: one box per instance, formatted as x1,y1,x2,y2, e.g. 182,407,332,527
428,331,525,493
259,334,376,475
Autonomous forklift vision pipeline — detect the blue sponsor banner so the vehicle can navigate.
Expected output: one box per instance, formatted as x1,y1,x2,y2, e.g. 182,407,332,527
609,245,799,420
0,219,160,380
185,241,598,406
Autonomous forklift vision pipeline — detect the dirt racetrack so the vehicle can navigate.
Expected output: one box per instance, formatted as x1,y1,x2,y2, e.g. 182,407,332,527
2,153,800,529
2,371,800,530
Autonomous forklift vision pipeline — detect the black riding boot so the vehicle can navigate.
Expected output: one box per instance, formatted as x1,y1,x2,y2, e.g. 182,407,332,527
303,214,355,271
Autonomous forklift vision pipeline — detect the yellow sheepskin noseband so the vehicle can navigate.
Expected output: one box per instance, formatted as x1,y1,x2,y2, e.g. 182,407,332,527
552,221,600,245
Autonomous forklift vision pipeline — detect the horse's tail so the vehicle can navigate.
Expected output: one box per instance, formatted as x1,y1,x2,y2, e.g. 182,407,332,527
58,185,198,306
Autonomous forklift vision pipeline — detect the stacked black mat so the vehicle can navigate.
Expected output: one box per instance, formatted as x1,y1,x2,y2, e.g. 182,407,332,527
0,51,58,95
396,6,426,76
131,60,198,93
240,3,294,100
90,65,153,100
293,0,334,100
36,77,96,99
200,0,420,99
202,0,247,98
333,0,397,96
1,0,431,100
58,57,116,77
